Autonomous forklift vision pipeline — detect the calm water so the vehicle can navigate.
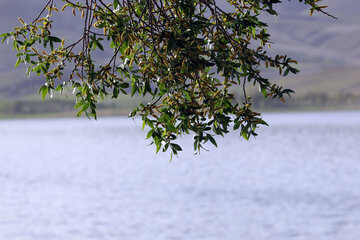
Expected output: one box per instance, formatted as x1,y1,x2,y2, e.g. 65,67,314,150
0,111,360,240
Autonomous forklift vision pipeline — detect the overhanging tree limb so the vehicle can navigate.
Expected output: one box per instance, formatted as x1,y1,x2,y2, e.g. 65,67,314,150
1,0,334,157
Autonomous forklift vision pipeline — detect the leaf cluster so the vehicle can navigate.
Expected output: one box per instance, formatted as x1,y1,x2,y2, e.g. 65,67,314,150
1,0,332,157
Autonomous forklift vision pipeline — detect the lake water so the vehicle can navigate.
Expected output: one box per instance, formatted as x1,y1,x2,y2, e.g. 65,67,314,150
0,111,360,240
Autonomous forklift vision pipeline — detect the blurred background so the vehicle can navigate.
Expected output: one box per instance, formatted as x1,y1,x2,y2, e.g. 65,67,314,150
0,1,360,240
0,0,360,117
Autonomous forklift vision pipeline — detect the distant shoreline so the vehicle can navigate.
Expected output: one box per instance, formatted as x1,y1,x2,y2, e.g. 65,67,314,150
1,105,359,120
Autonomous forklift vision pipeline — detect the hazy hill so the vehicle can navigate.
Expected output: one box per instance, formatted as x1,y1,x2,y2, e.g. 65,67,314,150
0,0,359,114
268,0,360,67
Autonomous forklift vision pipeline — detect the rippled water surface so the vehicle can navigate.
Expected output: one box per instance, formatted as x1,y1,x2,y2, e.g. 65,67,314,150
1,111,360,240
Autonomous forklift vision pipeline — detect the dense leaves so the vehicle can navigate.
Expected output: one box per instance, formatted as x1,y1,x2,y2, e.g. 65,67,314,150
1,0,333,157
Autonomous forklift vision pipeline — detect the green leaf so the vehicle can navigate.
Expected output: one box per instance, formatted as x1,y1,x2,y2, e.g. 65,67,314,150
1,33,12,44
208,134,218,147
167,122,176,132
171,143,182,151
96,41,104,51
74,101,83,109
289,67,300,74
282,88,295,97
77,110,83,117
55,85,63,91
146,119,154,129
142,120,146,131
233,122,241,130
260,86,267,99
257,118,269,126
0,33,10,38
283,68,290,77
146,129,154,139
49,40,54,50
194,139,199,151
25,54,30,63
40,86,48,101
14,58,21,68
112,87,119,99
242,132,249,140
266,9,277,15
131,78,137,97
16,40,24,46
81,102,90,112
113,0,119,9
156,144,161,154
154,136,161,153
40,64,48,74
48,36,61,42
119,82,129,88
182,90,191,101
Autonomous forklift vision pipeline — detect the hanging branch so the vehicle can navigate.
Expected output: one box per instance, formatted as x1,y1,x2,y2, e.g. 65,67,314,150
1,0,335,157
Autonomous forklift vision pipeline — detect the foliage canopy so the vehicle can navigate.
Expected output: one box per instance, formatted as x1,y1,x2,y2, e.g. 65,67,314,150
1,0,333,157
